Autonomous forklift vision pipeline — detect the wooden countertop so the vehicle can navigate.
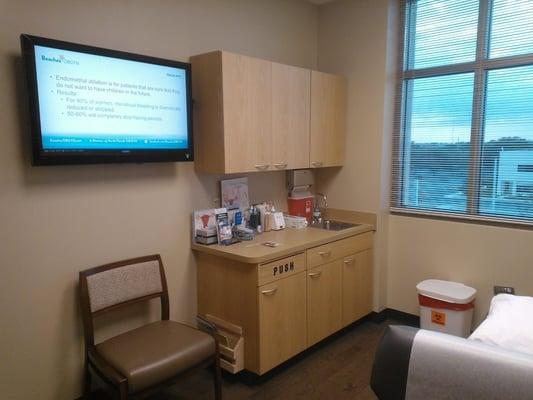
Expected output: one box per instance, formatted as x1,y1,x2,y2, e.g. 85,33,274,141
192,223,374,264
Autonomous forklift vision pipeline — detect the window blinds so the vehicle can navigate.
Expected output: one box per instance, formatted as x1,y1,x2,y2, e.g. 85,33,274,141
391,0,533,225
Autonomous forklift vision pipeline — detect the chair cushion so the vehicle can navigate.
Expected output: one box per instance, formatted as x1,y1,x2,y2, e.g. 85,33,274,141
96,320,215,393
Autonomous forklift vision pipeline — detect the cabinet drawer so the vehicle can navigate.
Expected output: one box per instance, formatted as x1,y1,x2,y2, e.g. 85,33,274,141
258,253,306,286
306,232,373,269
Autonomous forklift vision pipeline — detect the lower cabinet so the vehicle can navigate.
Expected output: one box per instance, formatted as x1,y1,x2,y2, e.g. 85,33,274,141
341,249,374,327
307,261,342,346
258,271,307,373
196,231,374,376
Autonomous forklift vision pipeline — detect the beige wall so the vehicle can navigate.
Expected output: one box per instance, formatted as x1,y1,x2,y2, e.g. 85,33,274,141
0,1,317,399
316,0,397,311
317,0,533,328
3,1,531,398
388,215,533,326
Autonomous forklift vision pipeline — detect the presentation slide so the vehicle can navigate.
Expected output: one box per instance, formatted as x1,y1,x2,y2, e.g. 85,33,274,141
34,45,189,150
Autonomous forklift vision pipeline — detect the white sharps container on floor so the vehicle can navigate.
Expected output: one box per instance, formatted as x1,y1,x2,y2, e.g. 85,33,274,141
417,279,476,338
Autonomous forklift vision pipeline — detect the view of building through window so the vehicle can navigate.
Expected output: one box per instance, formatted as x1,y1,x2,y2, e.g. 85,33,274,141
394,0,533,223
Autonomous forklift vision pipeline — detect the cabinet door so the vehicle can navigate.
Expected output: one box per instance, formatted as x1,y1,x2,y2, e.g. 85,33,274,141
222,52,272,173
310,71,346,168
341,250,373,327
307,261,342,346
272,63,310,170
258,272,307,373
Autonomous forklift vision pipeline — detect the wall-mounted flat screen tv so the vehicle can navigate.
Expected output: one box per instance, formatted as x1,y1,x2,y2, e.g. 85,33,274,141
21,34,193,165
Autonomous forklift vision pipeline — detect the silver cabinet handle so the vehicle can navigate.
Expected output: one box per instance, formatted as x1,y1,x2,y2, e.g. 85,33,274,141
255,164,270,171
261,288,278,295
308,271,322,278
344,258,355,265
311,161,323,167
318,250,331,257
273,162,288,169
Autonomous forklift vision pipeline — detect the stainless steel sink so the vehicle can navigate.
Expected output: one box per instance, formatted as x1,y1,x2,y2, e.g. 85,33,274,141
309,220,360,231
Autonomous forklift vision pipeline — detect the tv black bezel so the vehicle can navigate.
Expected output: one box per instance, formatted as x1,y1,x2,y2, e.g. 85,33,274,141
20,34,194,166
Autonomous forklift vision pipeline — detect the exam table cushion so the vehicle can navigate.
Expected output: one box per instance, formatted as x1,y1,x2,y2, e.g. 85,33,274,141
469,294,533,356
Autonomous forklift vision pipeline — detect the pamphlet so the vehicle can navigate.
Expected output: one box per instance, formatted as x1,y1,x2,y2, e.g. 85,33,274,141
221,177,249,211
215,208,233,245
192,208,217,243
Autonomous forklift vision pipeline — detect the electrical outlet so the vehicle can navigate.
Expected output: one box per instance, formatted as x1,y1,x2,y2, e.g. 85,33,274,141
494,286,515,295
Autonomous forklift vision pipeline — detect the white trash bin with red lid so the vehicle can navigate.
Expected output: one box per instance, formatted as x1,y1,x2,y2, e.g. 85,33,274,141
417,279,476,338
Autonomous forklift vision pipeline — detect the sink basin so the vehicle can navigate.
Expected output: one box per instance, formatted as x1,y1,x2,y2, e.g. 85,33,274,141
309,220,360,231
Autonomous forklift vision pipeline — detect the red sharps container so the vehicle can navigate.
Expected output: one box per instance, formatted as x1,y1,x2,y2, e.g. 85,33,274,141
287,195,314,224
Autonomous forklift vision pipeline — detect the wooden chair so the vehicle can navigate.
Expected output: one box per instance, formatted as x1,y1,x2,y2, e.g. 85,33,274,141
79,254,222,399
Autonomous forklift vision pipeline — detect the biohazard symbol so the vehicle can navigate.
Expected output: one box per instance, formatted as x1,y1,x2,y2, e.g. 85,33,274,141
431,310,446,326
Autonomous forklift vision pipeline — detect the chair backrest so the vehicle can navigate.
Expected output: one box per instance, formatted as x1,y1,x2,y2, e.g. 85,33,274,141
79,254,169,348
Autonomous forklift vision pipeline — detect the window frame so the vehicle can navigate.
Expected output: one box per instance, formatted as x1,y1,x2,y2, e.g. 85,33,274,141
391,0,533,228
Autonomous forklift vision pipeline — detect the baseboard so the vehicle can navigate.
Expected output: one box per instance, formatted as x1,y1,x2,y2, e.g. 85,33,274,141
372,308,420,327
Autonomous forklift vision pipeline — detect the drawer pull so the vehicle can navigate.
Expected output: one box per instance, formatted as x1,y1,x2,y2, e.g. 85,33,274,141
344,259,355,265
273,162,288,169
311,161,323,167
255,164,270,171
308,271,322,278
261,288,278,295
318,251,331,257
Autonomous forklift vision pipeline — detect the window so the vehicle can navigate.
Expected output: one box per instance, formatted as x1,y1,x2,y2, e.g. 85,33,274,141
518,165,533,173
392,0,533,225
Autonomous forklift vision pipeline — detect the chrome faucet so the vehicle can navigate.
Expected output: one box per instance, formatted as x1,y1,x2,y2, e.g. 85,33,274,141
313,193,328,223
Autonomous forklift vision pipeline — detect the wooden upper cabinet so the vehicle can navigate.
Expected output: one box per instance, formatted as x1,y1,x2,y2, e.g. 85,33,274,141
191,51,272,173
271,63,310,170
310,71,347,168
190,51,224,173
223,53,272,173
191,51,346,173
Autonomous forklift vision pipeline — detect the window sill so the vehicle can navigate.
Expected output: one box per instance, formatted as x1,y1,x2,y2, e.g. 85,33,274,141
390,207,533,231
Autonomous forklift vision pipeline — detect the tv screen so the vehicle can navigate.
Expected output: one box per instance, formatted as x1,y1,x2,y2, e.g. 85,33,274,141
20,34,193,165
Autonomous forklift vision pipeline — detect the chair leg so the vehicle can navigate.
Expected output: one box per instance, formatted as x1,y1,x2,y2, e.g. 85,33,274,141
83,362,92,396
213,354,222,400
118,381,128,400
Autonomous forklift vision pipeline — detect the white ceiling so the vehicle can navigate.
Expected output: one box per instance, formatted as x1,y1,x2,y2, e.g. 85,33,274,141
307,0,337,5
